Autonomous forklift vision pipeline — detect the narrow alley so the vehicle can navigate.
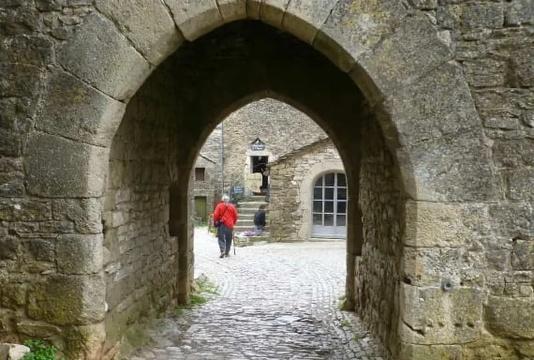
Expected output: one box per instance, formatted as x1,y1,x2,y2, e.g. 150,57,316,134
131,229,384,359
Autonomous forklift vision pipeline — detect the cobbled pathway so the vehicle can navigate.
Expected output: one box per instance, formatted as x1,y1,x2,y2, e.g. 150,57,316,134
131,228,385,359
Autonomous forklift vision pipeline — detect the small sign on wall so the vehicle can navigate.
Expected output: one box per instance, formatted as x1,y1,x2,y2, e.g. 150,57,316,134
250,138,266,151
233,186,244,194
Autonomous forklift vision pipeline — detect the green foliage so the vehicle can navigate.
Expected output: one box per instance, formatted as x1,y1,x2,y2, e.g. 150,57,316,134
174,276,218,316
196,276,219,295
337,295,347,310
22,340,58,360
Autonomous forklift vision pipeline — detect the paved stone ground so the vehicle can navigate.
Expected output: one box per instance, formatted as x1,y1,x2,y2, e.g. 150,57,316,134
130,228,385,359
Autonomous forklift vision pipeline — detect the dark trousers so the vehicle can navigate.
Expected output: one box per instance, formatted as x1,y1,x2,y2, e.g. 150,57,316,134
217,224,233,254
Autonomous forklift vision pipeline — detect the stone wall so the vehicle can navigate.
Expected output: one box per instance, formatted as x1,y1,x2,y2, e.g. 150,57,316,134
221,99,326,193
355,119,404,358
1,1,533,359
269,139,343,242
101,65,180,356
0,2,106,357
193,124,222,213
403,1,534,358
192,155,219,218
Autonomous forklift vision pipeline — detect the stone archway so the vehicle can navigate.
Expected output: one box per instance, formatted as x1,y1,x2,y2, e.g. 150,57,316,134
4,1,503,359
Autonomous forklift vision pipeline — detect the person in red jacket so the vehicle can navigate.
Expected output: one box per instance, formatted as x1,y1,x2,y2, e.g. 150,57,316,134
213,194,238,258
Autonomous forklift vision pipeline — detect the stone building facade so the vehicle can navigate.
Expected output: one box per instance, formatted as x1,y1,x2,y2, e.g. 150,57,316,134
192,124,222,222
0,1,533,359
197,98,327,198
269,138,345,242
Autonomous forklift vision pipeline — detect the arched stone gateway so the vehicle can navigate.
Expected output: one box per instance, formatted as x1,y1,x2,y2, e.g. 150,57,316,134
2,0,532,359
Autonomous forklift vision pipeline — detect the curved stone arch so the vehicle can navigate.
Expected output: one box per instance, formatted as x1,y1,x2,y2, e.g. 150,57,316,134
29,0,495,204
22,1,501,358
299,160,345,241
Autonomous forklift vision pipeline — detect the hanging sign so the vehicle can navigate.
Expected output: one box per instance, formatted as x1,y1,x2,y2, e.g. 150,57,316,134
250,138,266,151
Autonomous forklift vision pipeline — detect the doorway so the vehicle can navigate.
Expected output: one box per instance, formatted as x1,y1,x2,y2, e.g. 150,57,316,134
194,196,208,224
251,155,269,194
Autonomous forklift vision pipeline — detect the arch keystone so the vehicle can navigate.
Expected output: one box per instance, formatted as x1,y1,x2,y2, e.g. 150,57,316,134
95,0,184,66
57,13,152,101
217,0,247,22
283,0,339,44
163,0,224,40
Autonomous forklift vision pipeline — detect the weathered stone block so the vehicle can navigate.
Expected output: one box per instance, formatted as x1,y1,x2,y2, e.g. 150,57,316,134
27,239,56,262
57,234,103,275
399,343,461,360
437,2,504,29
0,237,18,261
404,200,486,248
163,0,223,40
511,239,534,270
379,62,479,146
52,198,103,234
0,64,42,99
15,320,62,338
463,58,506,88
489,203,533,238
505,0,534,26
25,132,109,197
57,13,152,100
492,139,534,169
0,34,53,66
504,168,534,201
217,0,246,22
355,15,452,102
283,0,338,43
27,274,105,326
64,323,106,360
409,0,437,10
5,199,52,222
403,247,465,285
485,296,534,339
36,70,126,147
0,129,21,157
95,0,182,65
1,283,26,309
0,344,30,360
397,132,498,202
510,47,534,87
314,0,407,72
400,285,484,344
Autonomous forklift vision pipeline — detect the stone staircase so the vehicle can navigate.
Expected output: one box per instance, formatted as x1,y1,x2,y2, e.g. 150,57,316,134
234,195,269,232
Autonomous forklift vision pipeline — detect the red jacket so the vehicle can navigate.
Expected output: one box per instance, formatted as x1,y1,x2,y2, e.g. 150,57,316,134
213,202,238,230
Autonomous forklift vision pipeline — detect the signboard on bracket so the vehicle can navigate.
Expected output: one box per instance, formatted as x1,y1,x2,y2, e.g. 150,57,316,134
250,138,266,151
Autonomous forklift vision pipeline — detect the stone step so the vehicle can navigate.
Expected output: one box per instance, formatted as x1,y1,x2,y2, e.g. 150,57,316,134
243,195,268,201
238,207,269,213
237,201,269,207
234,225,269,231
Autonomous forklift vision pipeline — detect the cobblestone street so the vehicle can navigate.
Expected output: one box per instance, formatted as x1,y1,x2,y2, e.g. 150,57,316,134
131,228,385,359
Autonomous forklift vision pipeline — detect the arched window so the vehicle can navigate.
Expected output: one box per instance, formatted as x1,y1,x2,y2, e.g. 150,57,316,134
312,172,347,239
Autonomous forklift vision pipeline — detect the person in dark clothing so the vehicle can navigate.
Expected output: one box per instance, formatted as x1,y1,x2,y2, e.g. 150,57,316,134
253,204,267,235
